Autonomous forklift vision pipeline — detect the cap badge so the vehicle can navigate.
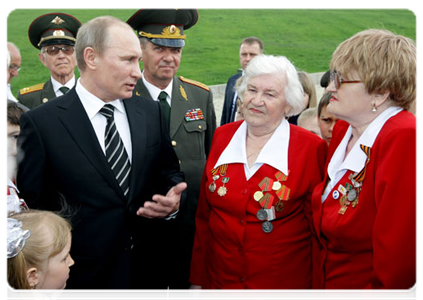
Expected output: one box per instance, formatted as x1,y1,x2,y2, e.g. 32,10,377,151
51,16,65,25
53,30,65,37
169,25,177,34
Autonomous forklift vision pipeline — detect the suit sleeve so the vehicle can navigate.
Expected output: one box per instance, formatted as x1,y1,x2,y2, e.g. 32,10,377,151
16,112,47,208
369,126,416,288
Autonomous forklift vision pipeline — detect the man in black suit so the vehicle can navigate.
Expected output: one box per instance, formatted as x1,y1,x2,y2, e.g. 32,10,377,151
220,37,264,126
17,15,186,289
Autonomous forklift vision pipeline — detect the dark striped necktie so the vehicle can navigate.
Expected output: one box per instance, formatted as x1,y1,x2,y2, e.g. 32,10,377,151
99,104,131,197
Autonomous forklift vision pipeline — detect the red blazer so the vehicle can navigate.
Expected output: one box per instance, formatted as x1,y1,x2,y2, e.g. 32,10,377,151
190,121,327,289
311,111,416,289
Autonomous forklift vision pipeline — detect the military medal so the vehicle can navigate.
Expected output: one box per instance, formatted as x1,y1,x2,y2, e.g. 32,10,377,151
262,221,273,233
209,164,229,195
254,191,264,201
336,144,371,215
208,175,219,192
275,200,284,212
258,193,274,209
217,177,229,197
256,209,268,221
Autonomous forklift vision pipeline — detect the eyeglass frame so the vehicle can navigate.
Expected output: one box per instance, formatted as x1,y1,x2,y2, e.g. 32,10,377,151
42,45,75,56
330,70,361,90
8,65,21,72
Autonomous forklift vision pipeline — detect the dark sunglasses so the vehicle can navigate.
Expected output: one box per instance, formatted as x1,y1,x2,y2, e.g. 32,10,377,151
43,45,75,55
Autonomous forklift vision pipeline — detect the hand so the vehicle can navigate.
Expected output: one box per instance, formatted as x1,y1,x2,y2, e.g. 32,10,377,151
188,284,201,300
136,182,187,219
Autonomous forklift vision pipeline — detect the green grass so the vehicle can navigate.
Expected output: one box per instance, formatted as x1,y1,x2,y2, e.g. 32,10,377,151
7,9,416,96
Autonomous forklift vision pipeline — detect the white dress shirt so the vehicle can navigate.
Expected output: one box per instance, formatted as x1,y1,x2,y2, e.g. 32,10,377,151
322,106,402,202
76,78,132,162
142,72,173,106
51,75,76,97
214,118,290,180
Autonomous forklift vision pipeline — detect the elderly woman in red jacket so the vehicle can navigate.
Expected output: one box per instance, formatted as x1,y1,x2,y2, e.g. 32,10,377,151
312,29,416,289
190,54,328,289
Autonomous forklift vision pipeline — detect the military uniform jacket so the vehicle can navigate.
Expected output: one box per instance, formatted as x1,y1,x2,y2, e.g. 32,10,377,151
134,75,216,226
17,79,57,109
311,111,416,289
190,121,327,288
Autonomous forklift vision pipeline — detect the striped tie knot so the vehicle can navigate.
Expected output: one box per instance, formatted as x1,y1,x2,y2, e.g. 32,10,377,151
99,104,115,119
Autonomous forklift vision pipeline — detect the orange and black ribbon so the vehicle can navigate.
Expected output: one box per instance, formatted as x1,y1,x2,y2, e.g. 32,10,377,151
353,144,371,183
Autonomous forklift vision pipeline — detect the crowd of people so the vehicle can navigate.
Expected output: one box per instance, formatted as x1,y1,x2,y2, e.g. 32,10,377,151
7,9,416,291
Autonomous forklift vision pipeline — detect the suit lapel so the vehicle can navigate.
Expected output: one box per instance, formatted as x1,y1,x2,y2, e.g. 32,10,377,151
170,77,190,138
123,96,147,204
56,89,127,202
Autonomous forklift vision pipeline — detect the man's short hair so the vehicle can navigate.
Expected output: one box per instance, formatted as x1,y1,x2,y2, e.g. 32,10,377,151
240,36,264,52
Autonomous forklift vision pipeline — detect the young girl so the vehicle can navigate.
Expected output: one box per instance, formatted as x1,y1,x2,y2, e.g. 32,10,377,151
7,210,74,289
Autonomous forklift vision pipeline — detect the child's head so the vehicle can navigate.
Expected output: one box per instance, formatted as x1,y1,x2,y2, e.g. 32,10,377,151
7,210,74,289
298,71,317,109
317,92,339,145
297,107,321,137
4,102,25,156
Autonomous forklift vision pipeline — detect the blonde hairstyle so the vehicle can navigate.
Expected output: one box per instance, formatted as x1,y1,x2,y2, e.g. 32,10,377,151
298,107,318,126
236,55,304,117
7,210,72,289
298,71,317,108
330,29,416,110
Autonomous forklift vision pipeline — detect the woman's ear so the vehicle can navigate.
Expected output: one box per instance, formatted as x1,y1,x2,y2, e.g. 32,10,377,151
373,91,390,106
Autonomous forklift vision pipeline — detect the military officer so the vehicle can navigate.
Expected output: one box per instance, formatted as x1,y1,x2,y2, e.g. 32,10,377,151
127,9,216,289
17,12,81,109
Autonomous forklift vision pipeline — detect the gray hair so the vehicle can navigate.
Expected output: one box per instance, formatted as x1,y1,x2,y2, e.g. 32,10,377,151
75,16,132,72
236,55,304,117
4,46,11,68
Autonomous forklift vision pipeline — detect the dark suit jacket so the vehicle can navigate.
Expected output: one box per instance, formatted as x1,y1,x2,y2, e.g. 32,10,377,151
17,87,184,289
220,72,242,126
17,79,57,109
134,76,216,227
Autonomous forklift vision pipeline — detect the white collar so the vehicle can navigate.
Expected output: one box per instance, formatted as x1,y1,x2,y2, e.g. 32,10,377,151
51,75,75,93
142,72,173,103
76,78,125,120
214,118,290,179
323,106,402,201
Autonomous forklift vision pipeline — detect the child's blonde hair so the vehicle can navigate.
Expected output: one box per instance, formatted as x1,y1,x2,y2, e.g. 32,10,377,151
7,210,72,289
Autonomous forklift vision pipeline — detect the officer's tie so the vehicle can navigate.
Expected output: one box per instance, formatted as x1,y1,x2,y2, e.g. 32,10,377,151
59,86,69,94
99,104,131,197
158,91,170,128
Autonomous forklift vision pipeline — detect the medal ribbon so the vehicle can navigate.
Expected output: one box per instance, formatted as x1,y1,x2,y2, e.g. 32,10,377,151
210,164,228,176
353,145,371,183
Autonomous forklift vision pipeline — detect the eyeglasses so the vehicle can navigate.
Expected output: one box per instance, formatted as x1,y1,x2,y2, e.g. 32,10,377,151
330,70,361,90
9,65,21,72
43,46,75,56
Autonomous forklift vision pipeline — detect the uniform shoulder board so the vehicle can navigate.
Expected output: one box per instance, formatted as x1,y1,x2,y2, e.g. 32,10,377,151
179,76,210,92
19,83,44,95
